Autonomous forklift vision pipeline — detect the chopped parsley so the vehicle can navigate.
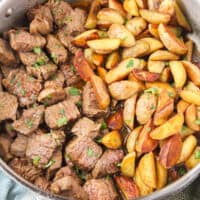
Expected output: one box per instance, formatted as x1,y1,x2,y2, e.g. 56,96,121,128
73,166,86,180
65,154,70,161
76,100,82,108
178,167,187,176
57,116,68,127
86,147,96,157
96,138,102,143
50,53,58,64
165,61,169,66
33,47,42,55
168,92,174,98
194,149,200,159
98,31,108,38
117,163,121,167
144,87,159,96
33,57,47,68
33,156,40,166
150,105,156,110
25,119,33,129
181,125,187,133
47,94,52,100
147,127,152,132
60,108,65,116
44,160,55,169
126,59,134,68
69,87,80,96
21,89,26,96
100,121,107,130
70,64,76,74
194,119,200,125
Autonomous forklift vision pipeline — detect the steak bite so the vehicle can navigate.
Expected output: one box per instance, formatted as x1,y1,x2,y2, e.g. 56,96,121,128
0,91,18,122
72,117,101,139
92,149,124,178
83,179,118,200
9,158,42,182
0,38,17,67
0,135,13,161
46,34,68,64
8,29,46,51
45,100,80,129
65,137,102,171
65,87,81,105
12,105,45,135
2,69,42,107
34,176,50,191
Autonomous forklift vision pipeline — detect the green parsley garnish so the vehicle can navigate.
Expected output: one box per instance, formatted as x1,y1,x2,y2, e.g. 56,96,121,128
33,47,42,55
33,57,47,68
33,156,40,166
76,101,82,108
147,127,152,132
194,119,200,125
96,138,102,143
145,87,159,96
57,117,68,127
60,108,65,116
44,160,55,169
69,87,80,96
181,125,187,133
195,149,200,159
98,31,108,38
126,59,134,68
50,53,58,64
25,119,33,129
73,166,86,180
21,89,26,96
70,64,76,74
117,163,121,167
86,147,96,157
150,105,156,110
101,121,107,130
178,167,187,176
168,92,174,98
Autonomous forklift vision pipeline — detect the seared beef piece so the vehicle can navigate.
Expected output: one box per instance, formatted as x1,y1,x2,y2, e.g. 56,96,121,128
10,134,27,157
45,100,80,129
0,135,13,161
8,29,46,51
46,35,68,64
44,70,65,89
5,122,17,138
2,69,42,107
28,6,53,35
19,51,49,66
0,72,2,91
0,91,18,121
83,179,118,200
83,82,107,118
12,105,44,135
0,38,17,67
61,64,81,86
65,137,102,171
38,87,66,106
0,65,17,77
92,149,124,178
51,176,88,200
34,176,50,191
72,118,101,139
65,87,81,105
9,158,42,182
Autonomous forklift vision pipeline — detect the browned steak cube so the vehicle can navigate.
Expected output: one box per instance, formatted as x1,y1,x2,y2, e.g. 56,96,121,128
34,176,50,191
0,135,13,161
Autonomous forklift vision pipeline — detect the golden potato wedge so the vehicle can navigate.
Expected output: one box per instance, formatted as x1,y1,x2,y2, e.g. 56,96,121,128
123,0,139,16
97,20,112,29
182,61,200,86
185,104,199,131
114,175,140,199
133,69,160,82
174,2,191,32
185,40,193,62
179,89,200,106
139,9,171,24
159,67,171,83
107,110,123,130
108,24,136,47
177,100,189,114
122,41,150,59
97,66,107,81
101,130,122,149
158,24,188,55
136,120,158,153
138,152,157,189
125,17,147,36
105,51,120,69
184,81,200,92
136,0,147,8
123,94,137,130
185,147,200,169
126,126,143,153
147,61,165,73
180,125,195,139
148,24,159,38
109,80,143,100
159,134,182,168
136,29,151,40
156,158,167,189
139,37,164,55
136,93,157,125
147,0,161,10
158,0,175,16
108,0,127,17
128,72,146,89
72,30,99,47
92,53,105,66
135,167,153,196
169,61,186,88
149,50,179,61
121,152,136,177
84,48,94,66
150,113,184,140
97,30,108,38
90,74,110,109
177,135,197,164
105,58,146,84
87,38,121,54
97,8,125,25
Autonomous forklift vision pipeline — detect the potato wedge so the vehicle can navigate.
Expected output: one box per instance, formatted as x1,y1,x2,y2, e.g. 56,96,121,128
87,38,121,54
72,30,99,47
158,24,188,55
179,89,200,106
182,61,200,86
123,94,137,130
149,50,179,61
140,9,171,24
108,24,135,47
177,135,197,164
150,113,184,140
138,152,157,189
169,61,186,88
92,53,105,66
147,61,165,73
177,100,189,113
156,158,167,189
109,0,127,17
185,81,200,92
126,126,143,153
105,58,146,84
114,175,140,199
105,51,120,69
133,69,160,82
97,66,107,81
125,17,147,36
90,74,110,109
109,80,143,100
147,0,161,10
97,20,112,29
123,0,139,16
185,40,193,62
84,48,94,66
136,0,147,8
185,104,199,131
148,24,159,38
158,0,175,15
107,110,123,130
101,130,122,149
121,152,136,177
185,147,200,169
97,8,125,25
159,67,171,83
136,120,158,153
122,41,150,59
128,72,145,89
180,125,195,139
159,134,182,168
136,29,151,40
